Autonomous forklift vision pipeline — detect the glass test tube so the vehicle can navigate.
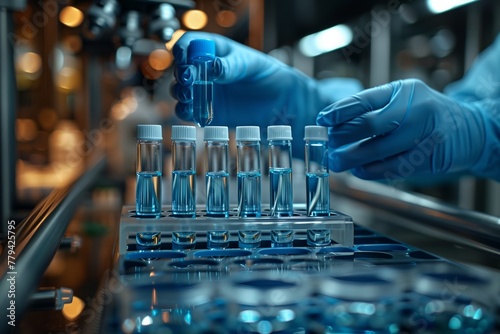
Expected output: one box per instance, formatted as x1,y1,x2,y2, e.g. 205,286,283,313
268,125,294,247
188,39,215,127
236,126,262,248
304,125,331,246
171,125,197,248
135,124,163,249
204,126,230,248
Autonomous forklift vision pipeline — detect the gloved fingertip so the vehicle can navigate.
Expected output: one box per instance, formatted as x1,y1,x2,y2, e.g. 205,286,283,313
175,103,194,122
213,57,223,80
328,151,343,173
316,111,332,126
174,65,194,86
351,167,367,179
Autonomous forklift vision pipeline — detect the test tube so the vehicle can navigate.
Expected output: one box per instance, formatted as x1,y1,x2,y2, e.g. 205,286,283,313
268,125,293,247
171,125,196,216
135,124,162,249
304,125,331,246
204,126,230,248
188,39,215,127
236,126,262,248
236,126,262,217
204,126,230,217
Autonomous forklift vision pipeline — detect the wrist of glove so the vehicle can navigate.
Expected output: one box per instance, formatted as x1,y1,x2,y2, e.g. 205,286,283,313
316,79,499,182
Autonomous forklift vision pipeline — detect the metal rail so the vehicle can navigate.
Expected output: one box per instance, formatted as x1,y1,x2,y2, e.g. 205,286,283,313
331,175,500,256
0,155,106,332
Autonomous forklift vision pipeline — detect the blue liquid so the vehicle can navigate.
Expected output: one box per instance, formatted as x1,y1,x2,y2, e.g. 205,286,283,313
237,171,261,217
206,171,229,217
172,170,196,217
136,171,162,216
193,81,213,127
306,172,330,216
269,168,293,216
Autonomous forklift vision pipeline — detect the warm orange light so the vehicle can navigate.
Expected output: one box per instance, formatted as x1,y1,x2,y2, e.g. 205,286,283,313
62,296,85,321
182,10,208,30
165,29,186,51
16,119,38,141
55,66,81,92
38,108,58,130
148,49,173,71
216,10,237,28
141,61,163,80
17,52,42,74
60,6,84,28
62,35,83,53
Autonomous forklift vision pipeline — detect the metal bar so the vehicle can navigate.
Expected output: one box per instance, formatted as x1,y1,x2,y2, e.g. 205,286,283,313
0,7,16,235
0,155,106,332
331,176,500,254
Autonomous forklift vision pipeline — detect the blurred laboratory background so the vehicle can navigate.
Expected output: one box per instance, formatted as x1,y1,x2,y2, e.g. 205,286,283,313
6,0,500,217
1,1,500,332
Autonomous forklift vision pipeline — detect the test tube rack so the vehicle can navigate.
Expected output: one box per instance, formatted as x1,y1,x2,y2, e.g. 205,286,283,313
109,208,500,333
117,204,354,256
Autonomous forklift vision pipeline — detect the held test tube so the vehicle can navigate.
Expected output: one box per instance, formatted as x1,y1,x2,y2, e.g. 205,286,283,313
236,126,262,248
204,126,230,248
268,125,294,247
188,39,215,127
304,125,331,246
135,124,162,249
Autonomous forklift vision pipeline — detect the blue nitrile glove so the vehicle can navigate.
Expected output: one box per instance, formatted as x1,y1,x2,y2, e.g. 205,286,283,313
316,79,500,182
171,31,362,157
445,34,500,102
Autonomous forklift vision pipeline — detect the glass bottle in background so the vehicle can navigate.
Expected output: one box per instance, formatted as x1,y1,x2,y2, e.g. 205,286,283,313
188,39,215,127
135,124,162,249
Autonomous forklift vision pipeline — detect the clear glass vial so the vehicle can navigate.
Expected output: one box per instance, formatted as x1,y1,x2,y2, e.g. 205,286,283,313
135,124,162,249
304,125,330,216
188,39,216,127
204,126,230,249
171,125,197,218
236,126,262,218
204,126,230,217
135,124,163,217
267,125,293,217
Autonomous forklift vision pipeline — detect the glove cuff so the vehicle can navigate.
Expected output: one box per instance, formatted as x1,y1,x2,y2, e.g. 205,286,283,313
469,99,500,182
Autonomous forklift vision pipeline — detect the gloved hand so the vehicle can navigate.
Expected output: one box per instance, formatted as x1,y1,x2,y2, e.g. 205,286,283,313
172,31,362,156
317,79,500,182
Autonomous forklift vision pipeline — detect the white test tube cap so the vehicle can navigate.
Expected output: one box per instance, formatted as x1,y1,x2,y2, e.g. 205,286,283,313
137,124,162,140
304,125,328,141
267,125,292,141
236,126,261,141
204,126,229,141
171,125,196,141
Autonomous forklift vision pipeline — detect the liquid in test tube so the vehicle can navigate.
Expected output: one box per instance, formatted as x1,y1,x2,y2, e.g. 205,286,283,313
188,39,216,127
304,125,331,246
135,124,163,249
236,126,262,218
171,125,197,217
236,126,262,248
204,126,230,249
268,125,294,247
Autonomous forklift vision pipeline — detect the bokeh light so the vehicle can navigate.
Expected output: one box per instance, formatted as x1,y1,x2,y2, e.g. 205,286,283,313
216,10,237,28
182,10,208,30
60,6,84,28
